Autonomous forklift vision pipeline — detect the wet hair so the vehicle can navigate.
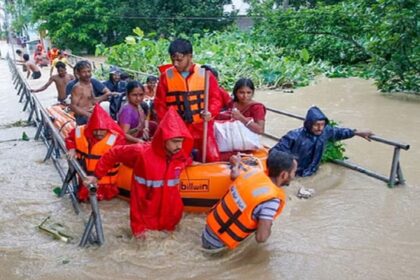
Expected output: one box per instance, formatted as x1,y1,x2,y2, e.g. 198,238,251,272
146,75,158,83
55,61,66,70
168,38,193,56
16,49,22,55
267,150,296,178
232,78,255,102
23,54,29,61
126,80,145,95
74,60,91,73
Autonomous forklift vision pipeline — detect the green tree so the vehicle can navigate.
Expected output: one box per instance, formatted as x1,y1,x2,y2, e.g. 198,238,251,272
31,0,129,53
119,0,235,37
27,0,234,53
251,0,419,92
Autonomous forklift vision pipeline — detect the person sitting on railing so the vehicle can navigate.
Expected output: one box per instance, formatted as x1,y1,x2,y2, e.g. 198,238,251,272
66,104,126,201
270,106,373,177
117,81,157,143
70,60,114,125
103,66,127,120
30,62,75,104
23,54,42,80
15,49,28,72
84,107,193,238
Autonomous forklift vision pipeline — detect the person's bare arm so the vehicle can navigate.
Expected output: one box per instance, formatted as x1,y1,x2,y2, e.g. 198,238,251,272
229,154,241,180
95,87,112,102
50,64,54,76
31,76,54,92
255,219,273,243
26,63,31,79
120,123,142,143
232,108,265,134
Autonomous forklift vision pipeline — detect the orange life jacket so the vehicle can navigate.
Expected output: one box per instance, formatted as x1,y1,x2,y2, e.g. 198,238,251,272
75,126,119,185
165,64,205,124
206,169,286,249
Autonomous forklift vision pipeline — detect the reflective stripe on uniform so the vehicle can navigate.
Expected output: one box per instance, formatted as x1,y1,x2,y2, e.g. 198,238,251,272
75,126,82,138
134,176,180,188
106,134,117,146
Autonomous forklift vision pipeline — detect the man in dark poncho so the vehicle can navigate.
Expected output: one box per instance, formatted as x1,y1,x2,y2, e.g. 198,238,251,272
270,106,373,177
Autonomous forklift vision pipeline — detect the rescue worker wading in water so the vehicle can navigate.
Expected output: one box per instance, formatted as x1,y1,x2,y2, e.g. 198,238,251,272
66,104,126,201
202,150,297,250
84,108,194,237
155,38,222,162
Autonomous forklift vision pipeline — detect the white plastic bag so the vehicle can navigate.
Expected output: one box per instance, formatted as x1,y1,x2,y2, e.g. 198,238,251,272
214,120,260,152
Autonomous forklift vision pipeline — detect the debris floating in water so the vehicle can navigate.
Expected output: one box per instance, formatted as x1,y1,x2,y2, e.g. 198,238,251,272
297,187,315,199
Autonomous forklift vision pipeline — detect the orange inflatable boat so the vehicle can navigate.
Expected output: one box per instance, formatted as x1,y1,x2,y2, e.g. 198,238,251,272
116,149,268,213
46,104,268,213
46,104,76,138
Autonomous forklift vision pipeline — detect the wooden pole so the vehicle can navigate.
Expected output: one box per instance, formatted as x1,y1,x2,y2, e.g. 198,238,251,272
202,70,210,163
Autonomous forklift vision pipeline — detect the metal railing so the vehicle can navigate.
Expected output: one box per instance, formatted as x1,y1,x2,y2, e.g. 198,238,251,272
7,54,104,247
264,108,410,187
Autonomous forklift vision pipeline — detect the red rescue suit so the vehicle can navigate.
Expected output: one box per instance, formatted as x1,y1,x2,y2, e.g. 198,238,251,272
155,64,222,162
65,104,125,201
94,108,193,236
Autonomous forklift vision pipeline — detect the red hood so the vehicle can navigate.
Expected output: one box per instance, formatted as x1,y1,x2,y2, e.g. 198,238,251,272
151,107,193,158
84,104,125,142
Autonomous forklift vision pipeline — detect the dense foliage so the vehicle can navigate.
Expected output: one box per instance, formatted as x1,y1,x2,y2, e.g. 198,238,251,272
97,28,326,90
118,0,234,37
251,0,419,92
21,0,233,53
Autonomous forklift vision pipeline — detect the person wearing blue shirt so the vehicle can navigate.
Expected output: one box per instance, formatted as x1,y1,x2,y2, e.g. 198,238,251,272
103,66,127,120
270,106,373,177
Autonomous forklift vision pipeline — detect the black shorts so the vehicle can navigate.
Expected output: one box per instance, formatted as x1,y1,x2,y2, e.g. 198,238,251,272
32,71,41,79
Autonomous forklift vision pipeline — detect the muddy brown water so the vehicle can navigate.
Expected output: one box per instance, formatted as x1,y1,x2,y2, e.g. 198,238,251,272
1,42,419,279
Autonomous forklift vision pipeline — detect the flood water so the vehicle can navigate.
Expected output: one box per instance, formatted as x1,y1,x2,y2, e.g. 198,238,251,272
1,41,419,280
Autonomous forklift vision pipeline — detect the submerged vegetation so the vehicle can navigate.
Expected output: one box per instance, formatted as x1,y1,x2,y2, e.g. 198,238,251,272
321,121,347,163
96,28,326,90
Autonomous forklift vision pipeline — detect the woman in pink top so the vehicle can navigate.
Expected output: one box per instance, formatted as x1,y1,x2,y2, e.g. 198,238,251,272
117,81,157,143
